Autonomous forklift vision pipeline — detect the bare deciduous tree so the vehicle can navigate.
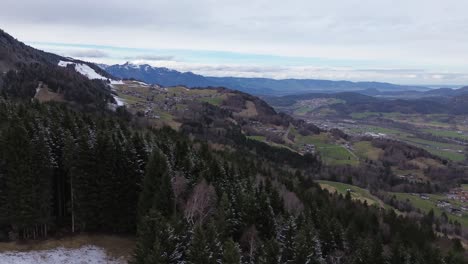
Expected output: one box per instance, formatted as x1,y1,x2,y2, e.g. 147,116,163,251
281,187,304,215
184,179,216,225
172,172,188,210
240,225,259,263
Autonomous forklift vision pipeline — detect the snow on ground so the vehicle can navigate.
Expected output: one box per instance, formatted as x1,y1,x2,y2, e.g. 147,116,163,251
113,96,125,106
110,80,124,85
58,61,108,80
59,61,125,106
0,245,125,264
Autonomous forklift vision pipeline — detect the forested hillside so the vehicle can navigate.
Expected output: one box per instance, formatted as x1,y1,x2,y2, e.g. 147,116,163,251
0,99,465,263
0,28,466,263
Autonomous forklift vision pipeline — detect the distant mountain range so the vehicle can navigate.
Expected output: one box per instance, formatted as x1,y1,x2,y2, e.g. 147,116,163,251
359,86,468,98
264,87,468,115
101,62,431,95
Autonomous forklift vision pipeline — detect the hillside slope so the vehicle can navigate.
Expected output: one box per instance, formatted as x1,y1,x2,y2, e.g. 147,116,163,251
0,29,116,105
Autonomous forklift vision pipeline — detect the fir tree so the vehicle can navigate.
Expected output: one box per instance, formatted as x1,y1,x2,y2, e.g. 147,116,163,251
223,238,241,264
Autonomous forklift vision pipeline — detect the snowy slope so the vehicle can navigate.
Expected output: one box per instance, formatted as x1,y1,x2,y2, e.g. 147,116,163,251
113,95,125,106
58,61,125,106
58,61,109,80
0,245,125,264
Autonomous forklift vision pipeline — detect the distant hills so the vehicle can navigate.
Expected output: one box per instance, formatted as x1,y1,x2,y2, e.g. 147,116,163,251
102,62,430,95
264,88,468,115
359,86,468,98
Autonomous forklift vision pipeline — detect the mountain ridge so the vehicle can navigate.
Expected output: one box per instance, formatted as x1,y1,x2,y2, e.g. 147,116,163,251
0,29,116,106
103,62,430,95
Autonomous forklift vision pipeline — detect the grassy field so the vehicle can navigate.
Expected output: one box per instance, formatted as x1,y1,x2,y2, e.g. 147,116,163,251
350,111,381,119
317,180,386,208
247,135,266,142
319,146,359,166
352,141,383,160
402,137,465,161
423,128,468,140
294,133,359,165
197,96,224,106
391,192,468,227
351,124,465,161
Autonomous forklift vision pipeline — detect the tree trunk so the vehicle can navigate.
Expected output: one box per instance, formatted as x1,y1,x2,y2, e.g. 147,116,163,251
70,170,75,233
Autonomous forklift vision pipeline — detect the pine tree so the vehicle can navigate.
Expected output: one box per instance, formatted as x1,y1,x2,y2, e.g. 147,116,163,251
62,130,76,233
138,149,174,219
278,217,297,263
30,125,53,238
223,238,241,264
73,125,100,231
2,117,36,238
205,221,223,264
132,210,162,264
294,218,325,264
258,238,280,264
187,225,211,264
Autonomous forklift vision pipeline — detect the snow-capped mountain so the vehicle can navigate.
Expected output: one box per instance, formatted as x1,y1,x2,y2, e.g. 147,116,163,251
103,62,211,88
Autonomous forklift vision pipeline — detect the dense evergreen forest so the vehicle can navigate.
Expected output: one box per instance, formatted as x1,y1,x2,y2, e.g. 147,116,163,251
0,99,465,263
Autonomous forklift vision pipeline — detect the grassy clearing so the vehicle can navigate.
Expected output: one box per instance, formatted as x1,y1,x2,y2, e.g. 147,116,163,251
401,137,465,161
428,149,465,162
237,101,258,118
317,180,385,208
294,133,358,165
294,106,313,116
352,141,383,160
247,135,266,142
350,111,380,119
197,96,224,106
352,124,465,161
319,146,359,166
423,129,468,140
391,192,468,227
295,133,330,147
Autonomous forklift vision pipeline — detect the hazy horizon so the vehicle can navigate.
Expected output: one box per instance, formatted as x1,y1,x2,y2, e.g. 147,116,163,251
2,0,468,85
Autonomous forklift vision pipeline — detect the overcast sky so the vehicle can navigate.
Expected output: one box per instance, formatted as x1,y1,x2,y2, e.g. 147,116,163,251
2,0,468,85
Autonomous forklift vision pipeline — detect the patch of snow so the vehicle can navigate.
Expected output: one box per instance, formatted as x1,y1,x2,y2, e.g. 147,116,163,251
58,61,108,80
110,80,124,85
0,245,125,264
113,96,125,106
135,81,149,86
35,86,42,97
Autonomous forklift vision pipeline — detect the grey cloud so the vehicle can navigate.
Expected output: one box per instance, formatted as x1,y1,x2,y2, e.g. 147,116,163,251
192,65,287,73
356,69,427,74
125,55,175,61
67,49,109,58
3,0,468,84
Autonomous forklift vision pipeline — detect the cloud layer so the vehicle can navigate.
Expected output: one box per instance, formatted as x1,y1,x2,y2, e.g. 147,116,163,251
2,0,468,84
